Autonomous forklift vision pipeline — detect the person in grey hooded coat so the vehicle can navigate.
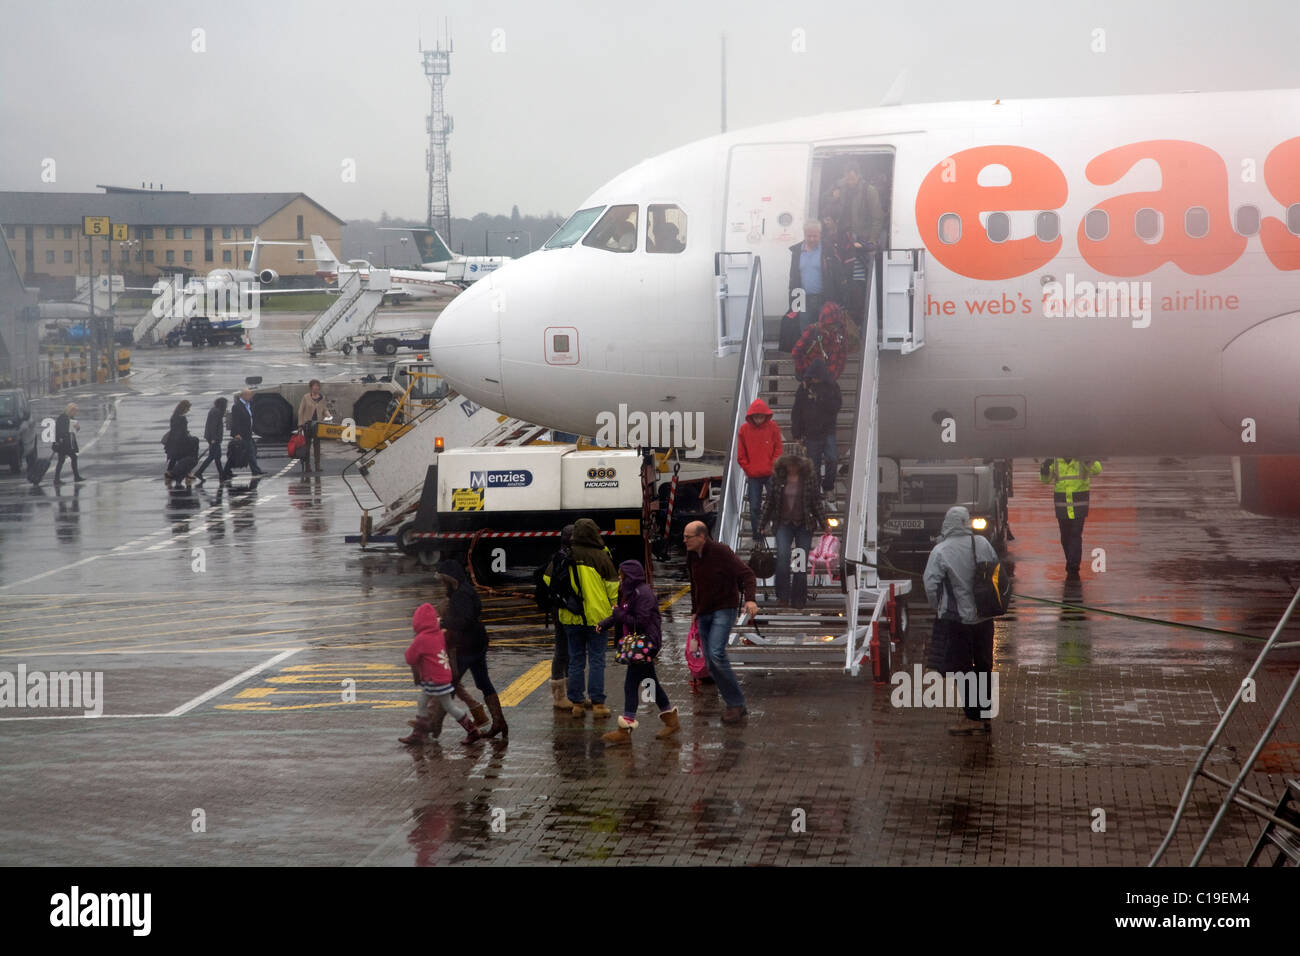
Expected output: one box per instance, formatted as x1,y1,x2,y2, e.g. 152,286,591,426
922,506,999,734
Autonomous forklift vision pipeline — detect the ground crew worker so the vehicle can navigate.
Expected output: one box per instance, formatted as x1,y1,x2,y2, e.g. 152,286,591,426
1039,457,1102,578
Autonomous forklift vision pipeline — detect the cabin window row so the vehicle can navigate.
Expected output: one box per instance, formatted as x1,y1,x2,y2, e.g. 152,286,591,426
936,204,1300,245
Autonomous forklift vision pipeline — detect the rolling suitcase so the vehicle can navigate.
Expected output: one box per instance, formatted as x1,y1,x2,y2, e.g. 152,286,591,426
226,437,248,469
26,454,51,486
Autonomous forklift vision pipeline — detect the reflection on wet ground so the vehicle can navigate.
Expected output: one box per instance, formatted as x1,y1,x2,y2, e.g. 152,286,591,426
0,321,1296,865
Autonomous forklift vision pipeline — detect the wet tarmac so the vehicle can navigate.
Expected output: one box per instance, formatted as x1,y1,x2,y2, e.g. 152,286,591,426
0,314,1297,865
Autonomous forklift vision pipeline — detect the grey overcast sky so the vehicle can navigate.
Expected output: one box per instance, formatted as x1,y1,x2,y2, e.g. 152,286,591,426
1,0,1295,220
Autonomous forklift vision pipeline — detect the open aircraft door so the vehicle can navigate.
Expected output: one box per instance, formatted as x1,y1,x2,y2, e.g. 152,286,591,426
723,143,810,321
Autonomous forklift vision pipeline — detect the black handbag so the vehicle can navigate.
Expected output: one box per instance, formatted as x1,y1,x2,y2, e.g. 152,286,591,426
748,539,776,579
778,311,801,352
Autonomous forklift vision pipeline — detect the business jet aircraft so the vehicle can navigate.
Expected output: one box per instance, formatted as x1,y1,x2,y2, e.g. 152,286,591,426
378,226,510,282
430,89,1300,518
310,235,461,300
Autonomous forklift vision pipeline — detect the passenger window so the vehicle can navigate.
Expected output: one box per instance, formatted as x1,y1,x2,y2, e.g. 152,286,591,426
1135,208,1161,241
582,204,639,253
985,212,1009,243
1035,211,1060,242
1185,207,1209,239
1234,205,1261,237
938,213,961,244
1288,204,1300,236
1084,209,1109,241
647,204,687,253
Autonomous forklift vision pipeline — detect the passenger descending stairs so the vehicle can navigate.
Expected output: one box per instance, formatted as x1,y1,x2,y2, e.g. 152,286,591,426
300,270,391,356
715,250,925,674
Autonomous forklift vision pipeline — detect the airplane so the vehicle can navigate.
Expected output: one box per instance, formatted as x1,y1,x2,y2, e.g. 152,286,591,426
377,226,510,283
310,235,462,300
429,88,1300,519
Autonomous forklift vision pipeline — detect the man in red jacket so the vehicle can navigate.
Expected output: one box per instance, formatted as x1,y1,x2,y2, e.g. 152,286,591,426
737,398,783,539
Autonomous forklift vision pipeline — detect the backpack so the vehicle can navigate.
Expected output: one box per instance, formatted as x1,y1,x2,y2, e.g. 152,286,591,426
969,533,1010,618
547,548,586,622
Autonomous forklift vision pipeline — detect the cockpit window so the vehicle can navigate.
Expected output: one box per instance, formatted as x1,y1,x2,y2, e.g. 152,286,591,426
647,204,687,253
582,204,639,253
544,206,605,249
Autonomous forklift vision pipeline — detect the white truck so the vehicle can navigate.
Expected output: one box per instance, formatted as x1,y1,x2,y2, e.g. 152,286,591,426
395,445,648,576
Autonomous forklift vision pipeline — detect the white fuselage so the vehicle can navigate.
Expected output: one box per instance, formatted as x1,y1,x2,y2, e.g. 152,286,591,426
430,89,1300,461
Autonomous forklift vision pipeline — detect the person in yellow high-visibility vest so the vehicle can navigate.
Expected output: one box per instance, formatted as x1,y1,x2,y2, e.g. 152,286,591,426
1039,457,1102,578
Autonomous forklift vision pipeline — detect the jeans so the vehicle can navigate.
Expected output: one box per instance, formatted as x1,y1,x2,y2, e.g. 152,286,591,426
247,436,264,475
565,624,606,704
550,619,569,680
623,659,670,718
798,293,826,333
194,440,222,478
746,475,771,537
774,523,812,608
803,433,838,492
1057,513,1086,571
695,609,746,708
453,646,496,696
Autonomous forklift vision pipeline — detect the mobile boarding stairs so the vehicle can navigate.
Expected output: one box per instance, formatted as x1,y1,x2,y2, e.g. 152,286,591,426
716,249,926,676
300,270,391,356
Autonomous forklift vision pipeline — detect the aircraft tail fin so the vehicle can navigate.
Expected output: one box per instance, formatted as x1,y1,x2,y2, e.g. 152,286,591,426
421,228,456,265
310,235,341,272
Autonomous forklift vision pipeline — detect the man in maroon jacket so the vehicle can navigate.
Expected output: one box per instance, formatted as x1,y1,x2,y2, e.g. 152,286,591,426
684,520,757,723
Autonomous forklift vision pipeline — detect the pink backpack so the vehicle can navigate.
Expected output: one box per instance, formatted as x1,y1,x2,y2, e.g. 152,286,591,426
685,619,711,691
810,532,841,582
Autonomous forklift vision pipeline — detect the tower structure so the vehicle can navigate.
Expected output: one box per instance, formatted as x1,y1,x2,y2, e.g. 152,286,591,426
422,33,453,244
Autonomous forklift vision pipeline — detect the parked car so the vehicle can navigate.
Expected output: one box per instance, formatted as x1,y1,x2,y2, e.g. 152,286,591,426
0,388,37,473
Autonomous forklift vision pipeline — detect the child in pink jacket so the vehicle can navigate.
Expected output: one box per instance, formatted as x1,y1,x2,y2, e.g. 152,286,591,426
399,603,483,745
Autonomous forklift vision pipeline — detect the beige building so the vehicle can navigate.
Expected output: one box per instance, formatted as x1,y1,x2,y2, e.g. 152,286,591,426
0,186,344,295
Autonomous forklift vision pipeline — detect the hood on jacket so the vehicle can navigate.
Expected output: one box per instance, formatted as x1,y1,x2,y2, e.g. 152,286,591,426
940,506,972,539
618,559,647,588
773,453,814,482
436,559,469,585
818,302,849,328
572,517,604,550
560,524,575,548
746,398,774,422
806,358,830,382
413,602,441,633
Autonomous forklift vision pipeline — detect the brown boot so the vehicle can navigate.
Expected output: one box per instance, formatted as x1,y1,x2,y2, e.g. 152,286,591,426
469,702,490,730
602,716,636,745
655,707,681,738
569,701,587,718
592,703,612,719
484,693,509,740
458,713,483,744
550,679,570,709
399,716,431,745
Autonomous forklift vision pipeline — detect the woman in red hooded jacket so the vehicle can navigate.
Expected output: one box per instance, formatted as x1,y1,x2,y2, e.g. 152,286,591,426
737,398,783,539
399,603,483,746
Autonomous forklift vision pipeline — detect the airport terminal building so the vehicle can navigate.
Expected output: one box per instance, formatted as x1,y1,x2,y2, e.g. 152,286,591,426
0,186,345,298
0,232,39,393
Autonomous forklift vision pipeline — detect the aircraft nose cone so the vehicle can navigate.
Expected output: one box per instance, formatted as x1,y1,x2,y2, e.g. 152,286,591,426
429,278,505,408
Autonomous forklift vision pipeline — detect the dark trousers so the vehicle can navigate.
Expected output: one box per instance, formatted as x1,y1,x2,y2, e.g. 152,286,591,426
623,659,670,718
550,618,569,680
453,646,496,696
935,617,995,720
1057,513,1086,571
54,451,79,480
774,523,811,608
194,440,222,477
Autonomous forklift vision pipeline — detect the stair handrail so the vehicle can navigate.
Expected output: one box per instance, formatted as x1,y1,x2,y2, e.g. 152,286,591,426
717,255,764,552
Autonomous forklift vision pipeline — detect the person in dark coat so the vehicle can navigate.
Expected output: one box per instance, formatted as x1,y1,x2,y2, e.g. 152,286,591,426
684,520,757,723
760,454,830,609
596,559,678,744
192,397,227,483
53,403,82,483
163,400,192,486
788,220,845,333
541,524,575,709
227,388,264,478
434,558,505,739
791,359,843,494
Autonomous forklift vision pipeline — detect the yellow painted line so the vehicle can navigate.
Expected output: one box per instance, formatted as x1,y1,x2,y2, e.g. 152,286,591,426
235,687,275,699
497,661,551,708
660,584,690,611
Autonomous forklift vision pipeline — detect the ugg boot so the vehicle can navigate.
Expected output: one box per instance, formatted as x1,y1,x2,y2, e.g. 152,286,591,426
458,713,483,744
602,715,636,745
484,693,509,740
592,703,612,718
655,707,681,739
550,678,570,709
399,716,431,745
570,701,586,718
